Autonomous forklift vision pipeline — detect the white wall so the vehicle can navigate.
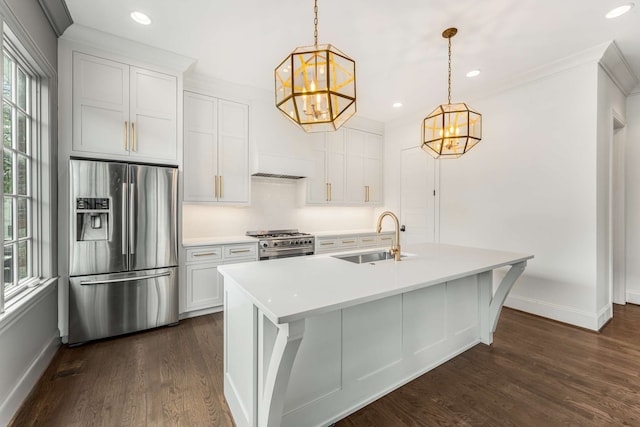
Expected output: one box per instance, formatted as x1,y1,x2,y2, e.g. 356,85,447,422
384,60,607,329
0,1,60,424
442,62,602,329
0,285,59,426
625,93,640,304
183,178,375,238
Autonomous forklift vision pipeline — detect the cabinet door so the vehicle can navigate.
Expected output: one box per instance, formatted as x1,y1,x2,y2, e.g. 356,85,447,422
326,129,346,203
130,67,178,161
72,52,130,156
307,133,328,204
364,133,383,204
346,129,366,204
217,100,249,203
185,262,222,311
183,92,218,201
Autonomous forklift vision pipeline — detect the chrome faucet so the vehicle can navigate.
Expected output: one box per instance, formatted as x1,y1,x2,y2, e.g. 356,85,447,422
376,211,401,261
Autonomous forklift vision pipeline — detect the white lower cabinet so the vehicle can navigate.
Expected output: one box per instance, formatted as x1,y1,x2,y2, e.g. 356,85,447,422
315,231,395,254
182,242,257,315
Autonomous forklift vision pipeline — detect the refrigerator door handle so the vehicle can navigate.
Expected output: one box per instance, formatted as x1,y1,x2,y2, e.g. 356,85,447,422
122,183,128,255
80,271,171,286
129,183,136,255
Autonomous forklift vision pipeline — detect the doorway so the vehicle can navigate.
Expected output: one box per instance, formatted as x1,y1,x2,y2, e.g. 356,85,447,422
611,113,626,305
400,147,438,244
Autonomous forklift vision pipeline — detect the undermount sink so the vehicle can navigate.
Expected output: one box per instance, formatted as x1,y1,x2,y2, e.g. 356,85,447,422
333,250,406,264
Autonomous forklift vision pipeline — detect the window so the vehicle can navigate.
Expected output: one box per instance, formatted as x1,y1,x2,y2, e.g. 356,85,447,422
1,36,39,312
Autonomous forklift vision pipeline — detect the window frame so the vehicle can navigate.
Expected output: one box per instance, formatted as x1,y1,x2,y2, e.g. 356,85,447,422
0,27,44,313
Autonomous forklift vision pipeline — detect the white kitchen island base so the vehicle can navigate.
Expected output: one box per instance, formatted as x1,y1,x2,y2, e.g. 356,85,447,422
220,244,531,427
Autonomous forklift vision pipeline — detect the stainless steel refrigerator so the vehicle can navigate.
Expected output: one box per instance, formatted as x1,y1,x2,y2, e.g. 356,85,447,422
68,159,179,344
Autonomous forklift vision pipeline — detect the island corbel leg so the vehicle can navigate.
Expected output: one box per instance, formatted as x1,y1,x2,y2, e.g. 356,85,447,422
259,318,305,427
479,261,527,344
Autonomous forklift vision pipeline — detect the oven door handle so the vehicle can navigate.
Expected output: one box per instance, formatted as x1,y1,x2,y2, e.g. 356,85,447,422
260,247,314,260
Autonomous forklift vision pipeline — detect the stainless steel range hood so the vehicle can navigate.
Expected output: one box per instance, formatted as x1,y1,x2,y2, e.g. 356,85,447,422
251,153,314,180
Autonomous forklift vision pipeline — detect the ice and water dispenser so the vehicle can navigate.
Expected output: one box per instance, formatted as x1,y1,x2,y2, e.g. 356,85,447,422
75,197,110,241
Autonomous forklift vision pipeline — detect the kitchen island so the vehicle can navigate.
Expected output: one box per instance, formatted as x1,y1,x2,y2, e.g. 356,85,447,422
219,243,533,427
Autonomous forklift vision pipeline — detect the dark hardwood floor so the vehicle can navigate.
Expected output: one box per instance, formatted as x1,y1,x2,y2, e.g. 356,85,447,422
10,305,640,426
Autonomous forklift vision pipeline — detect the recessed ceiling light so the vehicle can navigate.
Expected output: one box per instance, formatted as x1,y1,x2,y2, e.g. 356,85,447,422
466,69,481,78
130,11,151,25
606,3,634,18
392,102,403,108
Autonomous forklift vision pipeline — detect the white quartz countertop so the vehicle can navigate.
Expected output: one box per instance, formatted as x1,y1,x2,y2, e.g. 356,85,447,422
218,243,533,324
183,236,258,247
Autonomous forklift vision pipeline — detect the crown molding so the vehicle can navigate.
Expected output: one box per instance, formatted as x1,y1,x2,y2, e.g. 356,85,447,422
599,41,639,96
61,24,196,72
37,0,72,36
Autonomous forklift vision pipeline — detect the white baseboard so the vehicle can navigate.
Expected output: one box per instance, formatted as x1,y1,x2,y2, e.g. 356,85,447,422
626,290,640,305
179,305,223,320
504,294,600,331
596,304,613,330
0,332,60,427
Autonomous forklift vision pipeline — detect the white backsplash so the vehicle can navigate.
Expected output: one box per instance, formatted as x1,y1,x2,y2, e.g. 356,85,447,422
182,178,376,238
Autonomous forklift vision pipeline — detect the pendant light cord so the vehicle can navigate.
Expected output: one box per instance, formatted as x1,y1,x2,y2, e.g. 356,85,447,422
314,0,319,47
447,35,452,105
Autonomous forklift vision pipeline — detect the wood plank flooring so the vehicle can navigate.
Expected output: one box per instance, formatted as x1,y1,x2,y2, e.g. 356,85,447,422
10,305,640,426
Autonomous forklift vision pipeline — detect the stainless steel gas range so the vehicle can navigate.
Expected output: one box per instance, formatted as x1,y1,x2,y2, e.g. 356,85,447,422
246,229,314,260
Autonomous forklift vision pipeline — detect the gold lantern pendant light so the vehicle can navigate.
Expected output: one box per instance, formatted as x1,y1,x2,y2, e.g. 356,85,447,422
421,28,482,158
275,0,356,132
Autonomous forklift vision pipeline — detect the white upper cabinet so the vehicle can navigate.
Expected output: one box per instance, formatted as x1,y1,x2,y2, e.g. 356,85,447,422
326,130,347,203
306,129,347,204
306,127,383,205
346,129,383,204
183,92,249,204
72,52,178,163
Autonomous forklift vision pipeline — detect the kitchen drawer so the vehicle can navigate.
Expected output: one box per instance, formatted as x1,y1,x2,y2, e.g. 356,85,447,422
316,238,338,252
358,235,378,247
224,243,258,260
337,236,358,249
186,246,223,263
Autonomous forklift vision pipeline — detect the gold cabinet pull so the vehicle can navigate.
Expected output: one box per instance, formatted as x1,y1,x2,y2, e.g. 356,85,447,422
320,241,334,246
214,176,219,199
194,252,217,257
230,249,251,254
124,121,129,150
131,122,136,152
219,175,223,199
326,183,330,202
342,240,356,244
364,185,368,202
367,185,370,202
329,183,332,201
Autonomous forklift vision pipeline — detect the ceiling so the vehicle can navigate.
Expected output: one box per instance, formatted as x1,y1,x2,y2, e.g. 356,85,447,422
63,0,640,123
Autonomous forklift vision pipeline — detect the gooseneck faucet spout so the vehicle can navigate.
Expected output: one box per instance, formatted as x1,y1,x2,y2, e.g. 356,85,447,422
376,211,402,261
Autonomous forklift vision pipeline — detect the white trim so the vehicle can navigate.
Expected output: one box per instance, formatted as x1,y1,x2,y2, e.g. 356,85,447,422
179,305,223,320
626,289,640,305
0,331,59,427
468,42,609,104
599,41,639,96
61,24,195,73
596,304,613,330
504,293,600,331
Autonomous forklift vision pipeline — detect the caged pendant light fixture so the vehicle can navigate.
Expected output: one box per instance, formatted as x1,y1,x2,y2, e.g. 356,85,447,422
274,0,356,132
421,28,482,159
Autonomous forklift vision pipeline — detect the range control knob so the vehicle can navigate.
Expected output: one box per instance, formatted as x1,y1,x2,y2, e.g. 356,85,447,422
260,241,268,249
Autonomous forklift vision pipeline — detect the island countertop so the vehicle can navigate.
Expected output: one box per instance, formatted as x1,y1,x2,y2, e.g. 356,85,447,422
218,242,533,325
